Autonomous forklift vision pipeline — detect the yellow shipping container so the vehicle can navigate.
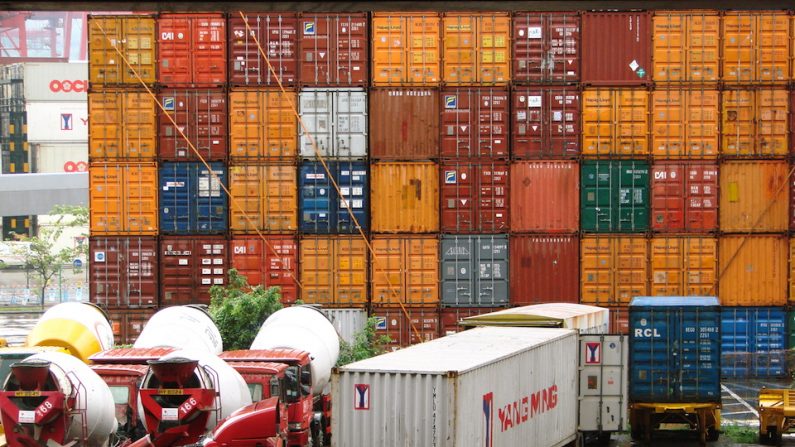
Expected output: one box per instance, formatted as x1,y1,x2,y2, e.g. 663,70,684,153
371,235,439,307
650,236,717,296
229,163,297,233
723,11,789,84
372,13,441,85
89,162,158,235
89,16,156,86
581,235,648,306
89,90,157,160
582,88,650,156
371,162,439,233
300,236,368,307
229,89,297,160
719,235,787,306
652,11,720,83
721,89,788,156
442,13,510,85
719,160,789,232
651,88,719,157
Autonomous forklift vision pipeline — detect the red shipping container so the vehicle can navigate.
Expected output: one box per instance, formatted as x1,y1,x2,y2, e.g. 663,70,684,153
439,307,503,336
158,14,226,87
510,235,579,305
298,13,368,86
369,88,440,160
90,236,158,308
512,12,580,84
371,306,440,349
582,12,652,85
651,161,718,232
230,235,298,305
160,236,228,306
607,305,629,335
512,87,580,158
440,87,509,159
441,161,509,233
510,161,579,232
106,308,157,345
228,13,299,86
158,89,228,161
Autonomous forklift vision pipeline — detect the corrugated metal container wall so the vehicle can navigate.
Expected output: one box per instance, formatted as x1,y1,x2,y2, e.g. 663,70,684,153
719,235,787,306
371,306,440,348
440,87,509,159
512,12,580,84
650,236,717,296
14,62,88,102
89,236,158,308
721,89,788,157
160,161,228,234
511,160,578,233
581,235,648,306
298,13,368,86
229,88,297,160
787,239,795,303
722,11,789,84
89,162,158,235
157,14,226,87
371,235,439,307
299,88,367,159
158,89,228,161
440,161,508,233
159,235,228,306
369,88,439,160
582,88,650,156
106,308,156,345
371,162,439,233
299,236,367,307
371,13,441,85
439,307,504,336
228,13,299,86
511,87,580,158
321,308,368,345
650,161,718,232
719,161,788,232
510,235,579,305
581,12,652,85
442,13,511,85
651,88,719,158
721,307,787,378
652,11,720,83
89,16,156,86
33,143,86,173
26,102,87,143
441,235,509,307
299,161,368,233
229,163,297,234
89,90,157,160
609,305,630,334
230,235,298,305
580,160,649,232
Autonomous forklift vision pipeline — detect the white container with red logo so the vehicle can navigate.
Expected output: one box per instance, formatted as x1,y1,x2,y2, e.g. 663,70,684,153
0,62,89,102
26,101,88,143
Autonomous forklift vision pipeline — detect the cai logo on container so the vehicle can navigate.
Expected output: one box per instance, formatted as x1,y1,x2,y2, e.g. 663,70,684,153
444,95,457,109
304,22,316,35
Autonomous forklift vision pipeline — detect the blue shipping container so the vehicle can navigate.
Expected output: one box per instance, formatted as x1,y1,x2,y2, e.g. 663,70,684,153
721,307,787,378
299,161,368,233
160,162,228,233
629,296,721,403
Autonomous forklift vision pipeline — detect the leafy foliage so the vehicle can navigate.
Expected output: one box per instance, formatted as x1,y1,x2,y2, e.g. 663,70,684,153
336,317,392,366
722,424,755,444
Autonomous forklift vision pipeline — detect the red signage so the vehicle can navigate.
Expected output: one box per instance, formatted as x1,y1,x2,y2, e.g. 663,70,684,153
49,80,88,93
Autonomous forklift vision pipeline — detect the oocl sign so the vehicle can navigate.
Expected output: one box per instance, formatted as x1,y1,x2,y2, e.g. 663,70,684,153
49,80,88,93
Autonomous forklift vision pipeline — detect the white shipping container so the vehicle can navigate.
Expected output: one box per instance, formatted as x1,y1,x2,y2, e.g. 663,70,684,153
460,303,610,334
0,62,88,102
299,88,367,159
578,335,628,435
321,308,368,345
333,327,578,447
32,143,87,173
26,101,88,143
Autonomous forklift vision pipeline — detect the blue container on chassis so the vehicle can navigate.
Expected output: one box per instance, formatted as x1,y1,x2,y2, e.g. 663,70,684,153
159,162,228,233
299,161,368,234
721,307,787,378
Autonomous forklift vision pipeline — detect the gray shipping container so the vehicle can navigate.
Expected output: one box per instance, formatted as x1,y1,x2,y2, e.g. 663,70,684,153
441,235,509,307
299,88,368,159
321,308,368,345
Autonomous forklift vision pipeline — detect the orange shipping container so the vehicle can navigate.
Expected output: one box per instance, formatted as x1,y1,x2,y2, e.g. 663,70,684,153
720,235,787,306
510,161,579,233
229,89,298,160
370,235,439,307
442,13,510,85
229,163,297,233
723,11,789,84
89,90,157,160
652,11,720,83
89,16,156,86
650,236,717,296
300,236,368,307
720,161,789,232
89,162,158,235
651,88,719,158
787,238,795,304
372,13,441,85
582,88,650,156
721,89,788,157
581,235,648,306
371,162,439,233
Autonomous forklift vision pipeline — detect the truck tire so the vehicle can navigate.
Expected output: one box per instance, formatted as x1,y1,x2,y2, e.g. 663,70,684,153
706,427,719,442
312,426,324,447
630,425,645,441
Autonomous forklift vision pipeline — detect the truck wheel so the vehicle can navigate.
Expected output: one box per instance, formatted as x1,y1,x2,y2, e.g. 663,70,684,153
706,427,719,442
312,428,324,447
630,425,644,441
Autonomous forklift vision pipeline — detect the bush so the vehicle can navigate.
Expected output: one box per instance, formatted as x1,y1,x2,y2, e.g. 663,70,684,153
336,317,392,366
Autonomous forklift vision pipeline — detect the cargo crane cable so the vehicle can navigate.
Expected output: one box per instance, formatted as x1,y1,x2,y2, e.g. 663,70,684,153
238,11,423,343
93,20,305,293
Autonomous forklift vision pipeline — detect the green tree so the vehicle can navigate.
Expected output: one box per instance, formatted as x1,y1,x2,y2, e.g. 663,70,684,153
336,317,392,367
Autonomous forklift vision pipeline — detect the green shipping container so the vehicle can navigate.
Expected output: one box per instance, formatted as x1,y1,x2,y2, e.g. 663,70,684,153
581,160,649,232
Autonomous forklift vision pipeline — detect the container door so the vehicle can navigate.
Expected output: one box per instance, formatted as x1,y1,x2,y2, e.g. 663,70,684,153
476,235,509,306
441,236,474,306
334,89,368,158
299,89,333,158
336,161,368,232
579,335,628,433
299,162,334,233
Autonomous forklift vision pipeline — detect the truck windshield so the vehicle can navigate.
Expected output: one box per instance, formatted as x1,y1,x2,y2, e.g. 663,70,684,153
247,383,263,402
284,366,300,403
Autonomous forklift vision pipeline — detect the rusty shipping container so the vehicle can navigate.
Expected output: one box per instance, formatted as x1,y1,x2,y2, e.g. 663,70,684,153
371,12,441,86
158,14,226,87
720,235,787,306
650,161,718,232
229,163,297,234
298,13,368,86
581,235,649,306
372,306,440,349
723,11,789,84
512,12,580,84
89,15,156,86
651,88,719,158
299,236,367,307
442,13,511,85
159,235,228,306
228,13,299,86
369,88,439,160
441,161,508,233
511,86,580,158
581,12,652,85
158,89,228,161
440,87,508,159
582,88,650,156
371,162,439,233
106,308,156,345
439,307,504,336
510,160,578,233
790,168,795,231
229,88,298,160
230,235,298,305
580,160,649,233
652,11,720,83
89,236,158,308
720,160,789,233
371,235,439,308
89,162,158,235
722,89,788,157
608,305,630,335
88,90,157,160
441,234,509,307
650,236,717,296
510,234,579,305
